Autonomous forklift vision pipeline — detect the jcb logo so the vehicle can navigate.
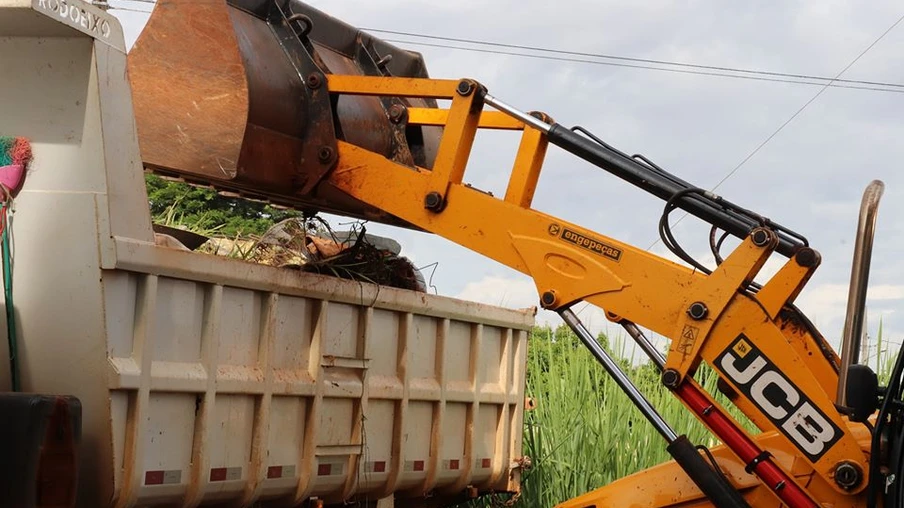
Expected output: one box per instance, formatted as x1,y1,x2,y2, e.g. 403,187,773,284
716,335,842,462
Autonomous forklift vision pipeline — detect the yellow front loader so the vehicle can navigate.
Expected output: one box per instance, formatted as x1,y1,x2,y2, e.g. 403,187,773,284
126,1,895,507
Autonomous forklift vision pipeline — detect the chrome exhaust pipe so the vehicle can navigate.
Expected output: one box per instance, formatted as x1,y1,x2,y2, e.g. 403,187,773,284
836,179,884,406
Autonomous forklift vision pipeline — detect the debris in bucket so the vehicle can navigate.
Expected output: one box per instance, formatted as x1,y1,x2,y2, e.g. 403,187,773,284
302,227,426,292
239,217,427,292
245,217,310,268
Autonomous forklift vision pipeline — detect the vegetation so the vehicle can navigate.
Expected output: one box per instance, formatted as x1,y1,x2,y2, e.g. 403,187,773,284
500,320,900,508
145,174,301,237
498,325,752,508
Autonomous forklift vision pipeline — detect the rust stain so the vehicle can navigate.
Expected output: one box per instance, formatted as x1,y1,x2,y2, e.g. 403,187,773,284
127,0,443,229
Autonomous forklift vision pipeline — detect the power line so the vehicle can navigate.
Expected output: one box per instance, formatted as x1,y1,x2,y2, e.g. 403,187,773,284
383,38,904,94
366,27,904,91
646,11,904,251
107,3,904,94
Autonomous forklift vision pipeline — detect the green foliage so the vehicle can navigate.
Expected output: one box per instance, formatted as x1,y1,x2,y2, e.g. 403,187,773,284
145,174,302,237
474,324,755,508
873,316,901,385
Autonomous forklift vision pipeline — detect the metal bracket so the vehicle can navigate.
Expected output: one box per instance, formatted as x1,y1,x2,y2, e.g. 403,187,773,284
269,0,339,193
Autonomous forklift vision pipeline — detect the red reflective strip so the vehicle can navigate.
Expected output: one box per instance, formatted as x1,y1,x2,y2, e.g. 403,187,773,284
413,460,424,472
675,382,818,508
449,459,459,470
481,458,492,468
267,466,282,479
209,468,227,482
374,461,386,473
318,463,331,476
145,471,164,485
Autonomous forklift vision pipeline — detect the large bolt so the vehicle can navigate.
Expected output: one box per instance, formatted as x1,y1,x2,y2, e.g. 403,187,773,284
540,291,557,309
317,146,333,163
388,104,406,124
795,247,819,268
424,192,444,212
751,228,771,247
661,369,681,389
833,461,862,490
306,73,322,89
457,80,474,96
687,302,708,320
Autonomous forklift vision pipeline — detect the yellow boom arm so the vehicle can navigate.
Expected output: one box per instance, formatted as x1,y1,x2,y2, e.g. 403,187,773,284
321,75,873,508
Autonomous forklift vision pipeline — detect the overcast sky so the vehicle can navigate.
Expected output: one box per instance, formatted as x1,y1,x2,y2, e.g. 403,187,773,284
110,1,904,363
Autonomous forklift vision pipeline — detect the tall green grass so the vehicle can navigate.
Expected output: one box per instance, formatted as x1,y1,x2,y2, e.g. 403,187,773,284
509,325,756,508
872,317,898,385
504,319,902,508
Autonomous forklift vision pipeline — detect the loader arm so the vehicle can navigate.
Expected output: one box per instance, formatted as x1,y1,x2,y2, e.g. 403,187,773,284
320,75,873,508
123,2,893,506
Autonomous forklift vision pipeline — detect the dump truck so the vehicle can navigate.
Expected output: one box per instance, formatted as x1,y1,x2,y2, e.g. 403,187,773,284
0,2,532,507
2,1,903,507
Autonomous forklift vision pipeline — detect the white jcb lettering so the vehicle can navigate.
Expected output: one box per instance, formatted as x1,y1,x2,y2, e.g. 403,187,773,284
750,370,799,420
719,353,766,384
718,338,842,461
782,402,837,456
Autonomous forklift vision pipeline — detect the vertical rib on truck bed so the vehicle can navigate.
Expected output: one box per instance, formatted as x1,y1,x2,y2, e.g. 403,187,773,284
0,1,534,506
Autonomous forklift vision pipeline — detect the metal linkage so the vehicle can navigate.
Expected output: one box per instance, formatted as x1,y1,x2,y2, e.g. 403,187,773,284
621,321,666,368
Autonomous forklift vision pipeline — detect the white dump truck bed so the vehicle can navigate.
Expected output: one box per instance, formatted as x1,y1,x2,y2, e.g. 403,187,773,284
0,1,534,506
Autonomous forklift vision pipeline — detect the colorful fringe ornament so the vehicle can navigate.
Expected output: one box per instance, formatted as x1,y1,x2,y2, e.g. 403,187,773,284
0,137,26,390
0,136,32,197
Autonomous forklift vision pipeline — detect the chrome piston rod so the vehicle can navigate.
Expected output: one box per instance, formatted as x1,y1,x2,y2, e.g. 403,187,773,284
621,321,666,369
559,308,678,442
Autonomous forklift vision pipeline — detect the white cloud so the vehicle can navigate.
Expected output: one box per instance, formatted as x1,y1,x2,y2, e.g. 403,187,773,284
453,274,618,338
455,275,541,310
868,285,904,300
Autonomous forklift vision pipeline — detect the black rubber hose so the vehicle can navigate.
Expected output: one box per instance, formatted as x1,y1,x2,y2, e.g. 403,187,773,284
546,124,803,257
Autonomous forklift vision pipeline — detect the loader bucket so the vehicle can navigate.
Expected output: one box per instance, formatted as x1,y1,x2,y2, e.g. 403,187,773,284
127,0,441,226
